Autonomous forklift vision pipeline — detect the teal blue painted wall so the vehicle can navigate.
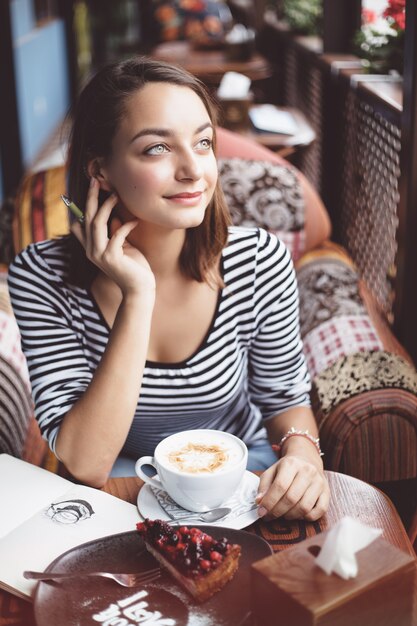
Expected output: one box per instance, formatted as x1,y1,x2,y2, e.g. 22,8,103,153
10,0,34,39
10,0,70,168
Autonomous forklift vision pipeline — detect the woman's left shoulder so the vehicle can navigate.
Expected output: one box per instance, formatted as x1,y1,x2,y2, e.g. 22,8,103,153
226,226,288,260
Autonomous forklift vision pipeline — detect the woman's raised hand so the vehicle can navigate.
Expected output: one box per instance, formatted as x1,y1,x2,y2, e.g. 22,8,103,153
71,178,155,298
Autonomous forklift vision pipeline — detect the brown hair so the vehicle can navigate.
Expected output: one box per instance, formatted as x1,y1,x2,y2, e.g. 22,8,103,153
66,55,230,287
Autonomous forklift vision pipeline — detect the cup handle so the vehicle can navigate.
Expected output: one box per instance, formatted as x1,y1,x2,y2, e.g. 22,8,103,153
135,456,162,490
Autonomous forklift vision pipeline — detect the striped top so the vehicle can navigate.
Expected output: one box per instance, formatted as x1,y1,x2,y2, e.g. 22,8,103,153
8,226,311,458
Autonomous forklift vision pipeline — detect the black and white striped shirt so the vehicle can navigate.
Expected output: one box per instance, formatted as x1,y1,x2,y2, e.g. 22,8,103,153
8,226,311,458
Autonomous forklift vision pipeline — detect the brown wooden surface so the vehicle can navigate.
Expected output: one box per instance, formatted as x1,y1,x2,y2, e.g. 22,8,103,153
1,471,415,625
151,40,271,86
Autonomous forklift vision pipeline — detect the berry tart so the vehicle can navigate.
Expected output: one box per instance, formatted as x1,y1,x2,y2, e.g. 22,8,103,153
136,519,241,602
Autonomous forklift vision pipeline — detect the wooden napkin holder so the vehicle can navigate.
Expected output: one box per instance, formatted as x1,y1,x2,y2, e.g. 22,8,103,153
251,530,416,626
217,92,254,130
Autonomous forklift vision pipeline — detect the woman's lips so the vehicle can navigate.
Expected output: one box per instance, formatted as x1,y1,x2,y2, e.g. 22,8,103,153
164,191,203,204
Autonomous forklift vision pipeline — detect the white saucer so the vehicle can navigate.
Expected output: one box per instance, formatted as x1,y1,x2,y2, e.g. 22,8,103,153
137,470,260,530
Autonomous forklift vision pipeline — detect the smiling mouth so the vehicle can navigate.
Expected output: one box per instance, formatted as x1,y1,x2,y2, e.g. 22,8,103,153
165,192,203,199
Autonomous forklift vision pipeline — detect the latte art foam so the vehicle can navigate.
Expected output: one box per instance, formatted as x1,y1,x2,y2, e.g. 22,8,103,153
162,434,244,474
167,443,229,474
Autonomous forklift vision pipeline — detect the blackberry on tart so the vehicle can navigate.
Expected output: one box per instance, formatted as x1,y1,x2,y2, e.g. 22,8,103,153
136,519,241,602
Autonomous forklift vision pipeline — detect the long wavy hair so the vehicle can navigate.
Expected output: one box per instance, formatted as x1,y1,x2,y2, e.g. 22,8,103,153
66,55,230,287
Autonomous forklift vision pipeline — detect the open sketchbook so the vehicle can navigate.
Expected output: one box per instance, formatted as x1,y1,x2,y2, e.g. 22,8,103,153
0,454,140,601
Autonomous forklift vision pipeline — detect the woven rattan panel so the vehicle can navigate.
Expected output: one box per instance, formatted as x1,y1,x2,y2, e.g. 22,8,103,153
283,47,323,193
283,46,298,108
339,90,401,320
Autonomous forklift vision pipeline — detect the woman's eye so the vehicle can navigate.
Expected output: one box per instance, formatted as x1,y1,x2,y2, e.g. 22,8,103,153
196,138,213,151
145,144,168,155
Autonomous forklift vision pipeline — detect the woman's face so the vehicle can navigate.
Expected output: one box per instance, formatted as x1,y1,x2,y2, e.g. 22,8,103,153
99,82,218,230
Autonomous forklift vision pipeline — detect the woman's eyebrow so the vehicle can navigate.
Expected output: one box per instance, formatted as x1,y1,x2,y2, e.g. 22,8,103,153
129,122,213,144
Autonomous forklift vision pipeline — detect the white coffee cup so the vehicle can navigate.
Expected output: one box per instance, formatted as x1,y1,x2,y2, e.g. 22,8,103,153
135,429,248,512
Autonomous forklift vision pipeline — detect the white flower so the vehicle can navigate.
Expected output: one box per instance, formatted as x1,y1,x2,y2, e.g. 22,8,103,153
361,17,398,47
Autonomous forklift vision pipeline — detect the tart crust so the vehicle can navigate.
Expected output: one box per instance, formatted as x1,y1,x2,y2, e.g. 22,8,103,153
136,519,241,603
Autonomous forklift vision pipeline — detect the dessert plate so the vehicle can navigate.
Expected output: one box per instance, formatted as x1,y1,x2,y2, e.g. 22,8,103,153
33,526,272,626
137,470,260,529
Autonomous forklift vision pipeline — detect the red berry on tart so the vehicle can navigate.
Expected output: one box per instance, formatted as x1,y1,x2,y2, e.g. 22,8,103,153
136,519,241,602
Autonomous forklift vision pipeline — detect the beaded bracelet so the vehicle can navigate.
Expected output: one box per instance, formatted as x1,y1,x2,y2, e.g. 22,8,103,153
272,427,324,457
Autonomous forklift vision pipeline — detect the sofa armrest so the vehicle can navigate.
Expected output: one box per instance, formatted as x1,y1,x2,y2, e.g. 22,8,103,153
296,243,417,488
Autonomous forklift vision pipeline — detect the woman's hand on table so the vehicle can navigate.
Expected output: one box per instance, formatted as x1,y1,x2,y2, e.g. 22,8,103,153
256,443,330,521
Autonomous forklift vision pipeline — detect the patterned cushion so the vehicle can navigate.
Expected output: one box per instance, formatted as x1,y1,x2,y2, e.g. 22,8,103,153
296,246,383,378
313,351,417,418
297,255,364,338
303,316,383,379
218,158,306,260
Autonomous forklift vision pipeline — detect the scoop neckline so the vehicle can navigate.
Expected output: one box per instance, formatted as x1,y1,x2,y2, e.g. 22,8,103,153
88,255,225,370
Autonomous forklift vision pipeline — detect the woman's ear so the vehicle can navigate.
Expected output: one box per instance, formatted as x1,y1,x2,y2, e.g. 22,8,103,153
86,158,113,192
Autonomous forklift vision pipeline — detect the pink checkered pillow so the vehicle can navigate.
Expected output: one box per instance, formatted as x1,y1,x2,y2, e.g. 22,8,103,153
303,315,383,379
296,255,384,379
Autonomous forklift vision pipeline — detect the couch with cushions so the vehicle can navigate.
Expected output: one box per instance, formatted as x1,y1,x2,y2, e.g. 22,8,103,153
1,126,417,544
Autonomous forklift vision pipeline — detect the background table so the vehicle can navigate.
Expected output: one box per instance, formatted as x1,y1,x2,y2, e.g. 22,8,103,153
151,40,272,89
220,104,316,158
1,471,415,626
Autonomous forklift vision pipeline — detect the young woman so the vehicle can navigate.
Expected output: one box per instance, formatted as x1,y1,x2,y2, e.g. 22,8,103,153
8,56,329,520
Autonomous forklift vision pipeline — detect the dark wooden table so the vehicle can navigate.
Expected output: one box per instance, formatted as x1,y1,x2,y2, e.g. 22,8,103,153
1,471,415,625
151,40,272,88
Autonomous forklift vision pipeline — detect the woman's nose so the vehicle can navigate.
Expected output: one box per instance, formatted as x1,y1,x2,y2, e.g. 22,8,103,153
175,150,203,180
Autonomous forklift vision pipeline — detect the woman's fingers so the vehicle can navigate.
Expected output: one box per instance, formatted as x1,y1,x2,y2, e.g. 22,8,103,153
82,179,118,260
257,462,280,501
282,480,324,520
257,459,298,517
105,219,140,256
89,193,119,254
71,187,120,270
303,485,330,522
258,457,329,520
85,176,117,230
268,471,313,519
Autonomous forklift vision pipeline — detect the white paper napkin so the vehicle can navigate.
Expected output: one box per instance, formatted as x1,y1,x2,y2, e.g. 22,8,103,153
217,71,251,99
315,516,383,579
249,105,298,135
